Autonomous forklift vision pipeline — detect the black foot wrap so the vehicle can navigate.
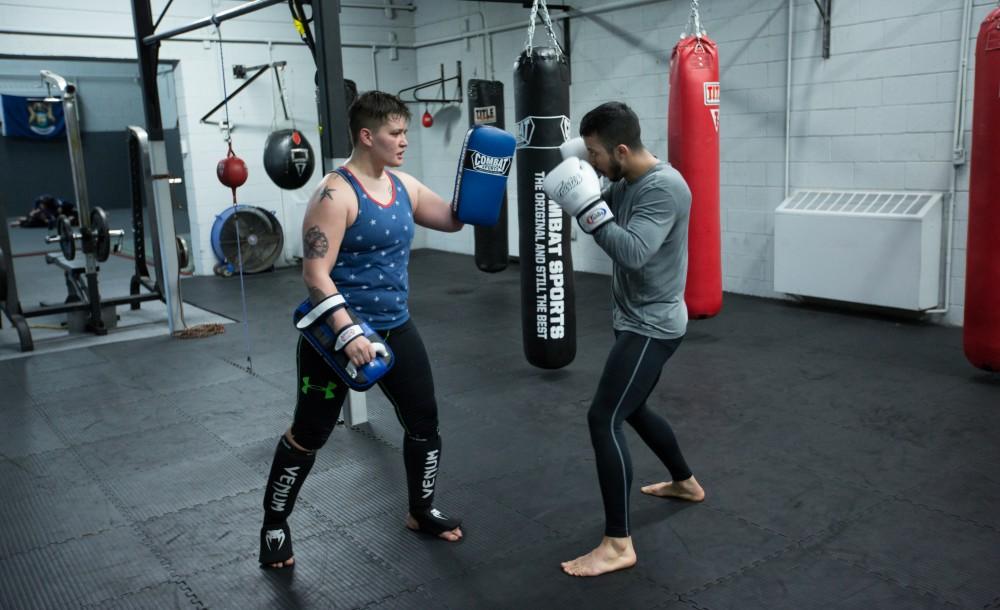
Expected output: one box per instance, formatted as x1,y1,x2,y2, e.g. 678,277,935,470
410,507,462,536
259,522,294,567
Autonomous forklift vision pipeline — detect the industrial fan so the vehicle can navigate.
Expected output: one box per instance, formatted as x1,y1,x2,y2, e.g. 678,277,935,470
210,205,284,275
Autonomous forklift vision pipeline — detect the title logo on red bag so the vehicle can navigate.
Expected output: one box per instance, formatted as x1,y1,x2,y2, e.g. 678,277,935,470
704,82,720,106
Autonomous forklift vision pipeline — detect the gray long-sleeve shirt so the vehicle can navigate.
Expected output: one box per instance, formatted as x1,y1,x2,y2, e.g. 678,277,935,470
593,161,691,339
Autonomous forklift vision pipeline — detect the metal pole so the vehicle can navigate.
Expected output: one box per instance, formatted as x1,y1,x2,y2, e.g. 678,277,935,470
784,0,794,199
41,69,107,334
40,72,91,230
132,0,164,140
142,0,286,45
412,0,662,49
313,0,352,163
342,2,415,11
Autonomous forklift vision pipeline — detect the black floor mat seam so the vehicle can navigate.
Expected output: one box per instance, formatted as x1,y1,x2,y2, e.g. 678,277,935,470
182,527,335,575
889,493,1000,536
700,503,791,540
348,422,406,453
307,506,417,589
0,525,117,563
467,466,588,539
680,537,802,599
821,549,963,609
793,493,894,548
153,363,259,398
29,398,208,609
674,594,714,610
79,578,191,610
303,496,396,529
352,584,428,610
136,487,262,527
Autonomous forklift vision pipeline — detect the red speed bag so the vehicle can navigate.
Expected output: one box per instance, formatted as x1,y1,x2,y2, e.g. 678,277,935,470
964,7,1000,371
217,149,248,190
669,35,721,319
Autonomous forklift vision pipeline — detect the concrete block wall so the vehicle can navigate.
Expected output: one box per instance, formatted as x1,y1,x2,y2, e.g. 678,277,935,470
408,0,992,326
3,0,994,325
0,0,420,275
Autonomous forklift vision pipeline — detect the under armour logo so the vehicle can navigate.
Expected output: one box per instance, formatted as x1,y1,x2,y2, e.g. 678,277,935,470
265,528,286,551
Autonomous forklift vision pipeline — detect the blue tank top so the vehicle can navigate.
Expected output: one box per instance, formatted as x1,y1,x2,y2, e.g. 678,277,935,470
330,166,414,330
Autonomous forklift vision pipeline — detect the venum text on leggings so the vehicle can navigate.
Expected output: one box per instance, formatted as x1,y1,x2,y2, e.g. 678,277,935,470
533,172,566,340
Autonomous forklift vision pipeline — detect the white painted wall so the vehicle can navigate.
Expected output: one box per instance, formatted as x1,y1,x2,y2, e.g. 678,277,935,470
2,0,992,326
409,0,993,326
0,0,420,275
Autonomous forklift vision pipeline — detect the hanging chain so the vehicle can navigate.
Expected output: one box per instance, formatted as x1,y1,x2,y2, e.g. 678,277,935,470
212,16,233,141
213,16,255,375
524,0,564,57
267,42,279,130
684,0,706,39
524,0,539,55
538,0,563,54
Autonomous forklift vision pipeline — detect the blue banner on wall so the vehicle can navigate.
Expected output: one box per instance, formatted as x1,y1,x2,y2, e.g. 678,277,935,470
0,94,65,139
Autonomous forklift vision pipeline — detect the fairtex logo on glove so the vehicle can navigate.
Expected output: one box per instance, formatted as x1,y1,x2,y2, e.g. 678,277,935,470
466,150,512,176
583,207,608,226
555,174,583,200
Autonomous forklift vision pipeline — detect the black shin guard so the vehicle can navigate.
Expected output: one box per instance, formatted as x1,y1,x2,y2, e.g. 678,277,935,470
403,434,461,535
263,436,316,525
260,436,315,565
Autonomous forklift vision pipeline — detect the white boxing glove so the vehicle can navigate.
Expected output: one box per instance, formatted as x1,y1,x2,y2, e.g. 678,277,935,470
543,157,614,234
559,136,587,160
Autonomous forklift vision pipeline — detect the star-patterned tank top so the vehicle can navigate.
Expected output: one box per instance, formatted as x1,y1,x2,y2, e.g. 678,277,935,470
330,166,414,330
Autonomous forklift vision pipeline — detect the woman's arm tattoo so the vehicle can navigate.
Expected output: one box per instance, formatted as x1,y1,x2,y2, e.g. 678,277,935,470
307,285,327,305
303,225,329,259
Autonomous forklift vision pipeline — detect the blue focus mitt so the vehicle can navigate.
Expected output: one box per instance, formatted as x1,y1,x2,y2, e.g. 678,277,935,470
451,125,516,226
293,294,394,391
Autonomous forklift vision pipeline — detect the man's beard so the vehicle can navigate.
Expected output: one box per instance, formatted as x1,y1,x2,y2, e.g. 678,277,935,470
606,158,624,181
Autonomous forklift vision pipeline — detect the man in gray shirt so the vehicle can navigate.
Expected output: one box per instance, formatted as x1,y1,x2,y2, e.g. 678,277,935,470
543,101,706,577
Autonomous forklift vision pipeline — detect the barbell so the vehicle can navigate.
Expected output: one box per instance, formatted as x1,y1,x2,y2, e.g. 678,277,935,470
46,207,123,262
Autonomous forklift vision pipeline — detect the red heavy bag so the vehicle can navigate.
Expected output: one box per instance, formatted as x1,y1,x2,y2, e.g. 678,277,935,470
669,35,721,319
964,7,1000,372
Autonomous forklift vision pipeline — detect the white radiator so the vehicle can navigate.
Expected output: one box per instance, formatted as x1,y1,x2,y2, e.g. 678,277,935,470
774,190,943,311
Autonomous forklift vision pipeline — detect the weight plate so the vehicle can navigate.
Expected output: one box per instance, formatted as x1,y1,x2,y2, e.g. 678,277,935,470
91,207,110,262
57,215,75,260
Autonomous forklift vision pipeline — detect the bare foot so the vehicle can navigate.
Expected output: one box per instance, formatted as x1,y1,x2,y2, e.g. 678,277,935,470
641,475,705,502
267,557,295,569
561,536,637,577
405,513,463,542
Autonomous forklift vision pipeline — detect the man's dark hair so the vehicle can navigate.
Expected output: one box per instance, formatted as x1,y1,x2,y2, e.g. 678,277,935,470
579,102,643,153
348,91,411,145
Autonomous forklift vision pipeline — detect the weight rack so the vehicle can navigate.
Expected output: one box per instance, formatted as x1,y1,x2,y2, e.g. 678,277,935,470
0,72,178,352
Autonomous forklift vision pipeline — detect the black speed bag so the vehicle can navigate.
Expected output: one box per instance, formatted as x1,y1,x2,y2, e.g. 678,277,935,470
264,129,315,190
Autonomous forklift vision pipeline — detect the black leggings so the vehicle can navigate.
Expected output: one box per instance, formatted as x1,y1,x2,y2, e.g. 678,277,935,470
263,319,444,526
291,318,438,448
588,330,691,538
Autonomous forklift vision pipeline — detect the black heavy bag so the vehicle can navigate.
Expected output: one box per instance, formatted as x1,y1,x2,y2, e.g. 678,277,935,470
514,47,575,369
263,129,315,190
467,79,509,273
